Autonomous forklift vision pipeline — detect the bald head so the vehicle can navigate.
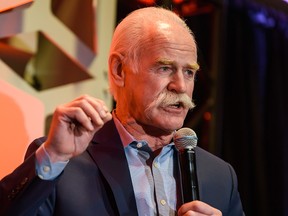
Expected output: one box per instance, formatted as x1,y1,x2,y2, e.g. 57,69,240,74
108,7,197,101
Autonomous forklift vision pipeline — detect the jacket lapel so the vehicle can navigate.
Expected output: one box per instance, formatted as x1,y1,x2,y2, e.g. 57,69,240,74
87,120,138,216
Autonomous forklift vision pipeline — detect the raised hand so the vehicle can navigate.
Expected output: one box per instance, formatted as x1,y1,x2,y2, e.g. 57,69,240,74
44,95,112,162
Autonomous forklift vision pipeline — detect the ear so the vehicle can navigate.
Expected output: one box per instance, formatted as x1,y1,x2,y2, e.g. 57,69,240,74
109,52,125,87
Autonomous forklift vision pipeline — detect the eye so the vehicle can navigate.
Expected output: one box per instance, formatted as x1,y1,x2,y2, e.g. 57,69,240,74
184,69,196,80
158,66,173,73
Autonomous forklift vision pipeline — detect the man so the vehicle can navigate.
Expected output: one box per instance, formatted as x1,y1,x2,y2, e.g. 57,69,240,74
0,7,244,216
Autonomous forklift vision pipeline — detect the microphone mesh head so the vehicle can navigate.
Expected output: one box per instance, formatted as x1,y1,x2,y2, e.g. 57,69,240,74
173,128,198,151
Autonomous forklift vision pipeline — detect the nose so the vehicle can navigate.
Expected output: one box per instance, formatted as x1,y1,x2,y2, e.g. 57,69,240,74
167,71,187,93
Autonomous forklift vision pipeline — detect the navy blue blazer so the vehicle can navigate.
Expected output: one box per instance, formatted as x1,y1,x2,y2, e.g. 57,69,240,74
0,119,244,216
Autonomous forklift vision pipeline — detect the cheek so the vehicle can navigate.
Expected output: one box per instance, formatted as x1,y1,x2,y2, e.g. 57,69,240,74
143,79,165,96
142,91,159,109
141,89,163,114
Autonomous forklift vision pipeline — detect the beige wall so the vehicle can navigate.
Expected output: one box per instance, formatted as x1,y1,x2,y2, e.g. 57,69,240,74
0,0,116,179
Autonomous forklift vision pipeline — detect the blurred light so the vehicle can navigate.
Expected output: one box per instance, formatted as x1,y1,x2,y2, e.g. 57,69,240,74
249,10,275,28
173,0,185,3
137,0,155,5
203,112,212,121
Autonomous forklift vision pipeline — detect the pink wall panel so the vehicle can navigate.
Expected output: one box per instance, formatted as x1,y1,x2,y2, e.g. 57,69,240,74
0,80,44,179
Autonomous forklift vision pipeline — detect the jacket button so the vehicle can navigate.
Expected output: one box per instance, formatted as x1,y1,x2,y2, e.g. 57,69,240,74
20,177,29,185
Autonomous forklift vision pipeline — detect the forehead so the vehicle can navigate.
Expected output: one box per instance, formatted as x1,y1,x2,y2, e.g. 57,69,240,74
139,23,197,64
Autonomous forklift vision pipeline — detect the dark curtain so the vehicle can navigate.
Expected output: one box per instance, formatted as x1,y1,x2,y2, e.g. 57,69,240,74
115,1,288,215
218,1,288,215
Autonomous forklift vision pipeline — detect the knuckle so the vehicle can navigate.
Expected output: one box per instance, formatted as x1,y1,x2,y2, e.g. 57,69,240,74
80,94,90,99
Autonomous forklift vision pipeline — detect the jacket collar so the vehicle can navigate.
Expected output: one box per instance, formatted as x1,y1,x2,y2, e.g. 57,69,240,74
87,119,138,216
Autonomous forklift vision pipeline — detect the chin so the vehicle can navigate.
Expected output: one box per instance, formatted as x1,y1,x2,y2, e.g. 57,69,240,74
158,120,184,132
146,111,185,131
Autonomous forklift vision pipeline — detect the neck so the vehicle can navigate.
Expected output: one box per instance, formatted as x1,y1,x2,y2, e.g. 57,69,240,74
114,109,173,151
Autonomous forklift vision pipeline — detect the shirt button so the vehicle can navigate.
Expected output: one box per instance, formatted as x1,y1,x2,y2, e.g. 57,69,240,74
153,162,159,168
136,143,142,148
160,199,166,206
43,166,50,173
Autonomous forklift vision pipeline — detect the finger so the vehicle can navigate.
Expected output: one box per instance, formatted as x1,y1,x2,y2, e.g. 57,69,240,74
181,211,207,216
67,96,112,129
61,106,95,132
79,95,110,118
178,201,222,216
72,95,110,121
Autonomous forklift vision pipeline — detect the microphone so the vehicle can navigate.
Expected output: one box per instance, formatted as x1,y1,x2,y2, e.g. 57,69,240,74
173,128,199,203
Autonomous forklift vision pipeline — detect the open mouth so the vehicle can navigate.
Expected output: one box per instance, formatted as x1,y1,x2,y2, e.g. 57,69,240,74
169,102,183,109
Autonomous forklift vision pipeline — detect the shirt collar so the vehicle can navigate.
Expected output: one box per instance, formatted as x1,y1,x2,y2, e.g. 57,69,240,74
112,110,175,149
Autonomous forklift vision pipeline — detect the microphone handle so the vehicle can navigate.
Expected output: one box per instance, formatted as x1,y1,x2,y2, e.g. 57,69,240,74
178,148,199,203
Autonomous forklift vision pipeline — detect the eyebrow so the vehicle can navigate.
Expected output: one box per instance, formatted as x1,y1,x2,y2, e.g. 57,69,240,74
190,63,200,71
156,59,200,71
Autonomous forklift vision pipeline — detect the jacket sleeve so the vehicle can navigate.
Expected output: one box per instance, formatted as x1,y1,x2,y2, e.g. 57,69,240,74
226,163,245,216
195,147,245,216
0,137,59,216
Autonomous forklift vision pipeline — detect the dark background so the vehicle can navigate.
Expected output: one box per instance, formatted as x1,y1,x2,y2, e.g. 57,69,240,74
116,0,288,215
